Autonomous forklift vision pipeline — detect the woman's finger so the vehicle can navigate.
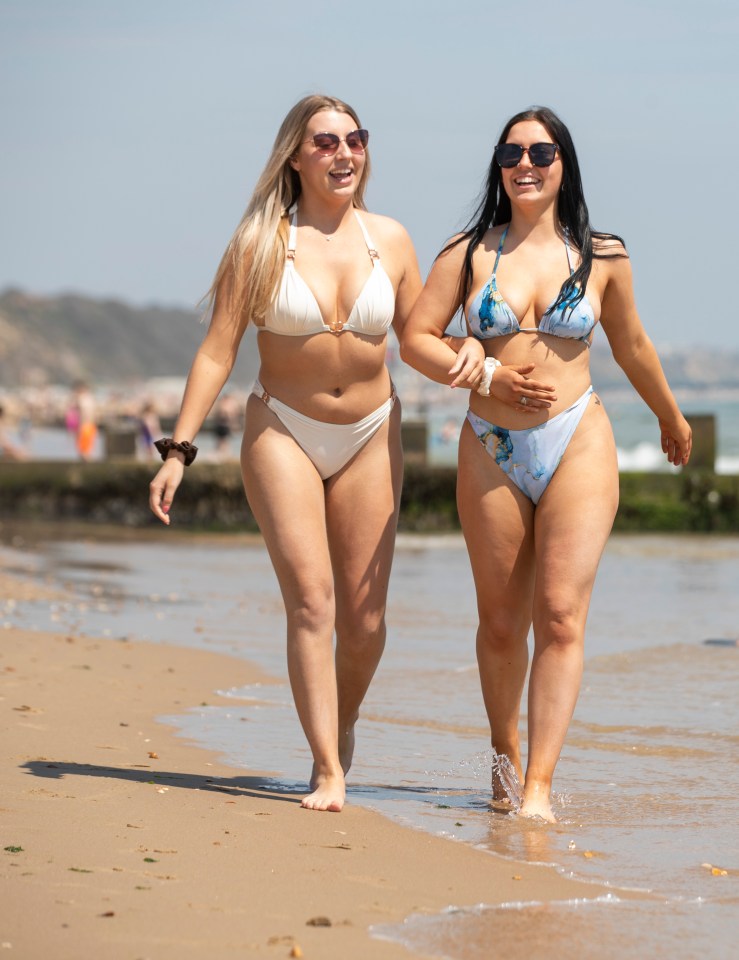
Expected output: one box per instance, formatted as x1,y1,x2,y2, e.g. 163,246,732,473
450,359,483,388
149,476,176,525
516,378,557,396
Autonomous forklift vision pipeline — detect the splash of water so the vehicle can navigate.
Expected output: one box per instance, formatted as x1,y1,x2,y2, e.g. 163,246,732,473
491,751,523,809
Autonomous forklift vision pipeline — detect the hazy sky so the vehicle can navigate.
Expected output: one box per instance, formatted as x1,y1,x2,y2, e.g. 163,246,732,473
2,0,737,348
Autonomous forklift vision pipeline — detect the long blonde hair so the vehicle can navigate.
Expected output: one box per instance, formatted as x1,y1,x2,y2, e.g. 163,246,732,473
205,94,371,324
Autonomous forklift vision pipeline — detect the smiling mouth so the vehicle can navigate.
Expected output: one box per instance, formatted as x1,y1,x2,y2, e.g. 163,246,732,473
329,168,353,181
514,176,539,186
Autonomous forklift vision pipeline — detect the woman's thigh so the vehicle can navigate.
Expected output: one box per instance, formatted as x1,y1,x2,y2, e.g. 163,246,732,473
457,420,536,631
324,401,403,624
533,394,619,628
241,394,333,606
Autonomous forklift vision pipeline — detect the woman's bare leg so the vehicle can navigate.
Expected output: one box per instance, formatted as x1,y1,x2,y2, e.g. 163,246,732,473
326,401,403,775
241,395,344,811
522,397,619,821
457,421,536,804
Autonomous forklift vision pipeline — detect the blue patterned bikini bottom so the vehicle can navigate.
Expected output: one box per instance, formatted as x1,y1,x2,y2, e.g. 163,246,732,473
466,386,594,504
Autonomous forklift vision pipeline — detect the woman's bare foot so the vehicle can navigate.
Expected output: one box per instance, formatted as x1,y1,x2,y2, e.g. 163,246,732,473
518,779,556,822
303,767,345,812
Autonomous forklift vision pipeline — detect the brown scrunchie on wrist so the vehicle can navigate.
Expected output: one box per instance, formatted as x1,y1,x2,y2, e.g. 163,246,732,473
153,438,199,466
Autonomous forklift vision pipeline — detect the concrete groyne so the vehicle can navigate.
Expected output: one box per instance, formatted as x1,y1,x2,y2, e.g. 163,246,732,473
1,461,737,533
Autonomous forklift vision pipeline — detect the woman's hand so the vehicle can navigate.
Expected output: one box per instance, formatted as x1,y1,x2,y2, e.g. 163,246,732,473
490,363,557,413
448,337,486,389
149,456,185,525
659,414,692,466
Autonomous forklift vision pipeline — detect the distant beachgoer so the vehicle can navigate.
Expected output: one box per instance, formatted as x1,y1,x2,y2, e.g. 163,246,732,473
0,403,27,461
211,393,240,460
147,94,491,811
401,106,691,821
138,401,162,459
69,381,98,461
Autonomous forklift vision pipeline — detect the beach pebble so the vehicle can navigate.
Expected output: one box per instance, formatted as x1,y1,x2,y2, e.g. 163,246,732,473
289,947,303,958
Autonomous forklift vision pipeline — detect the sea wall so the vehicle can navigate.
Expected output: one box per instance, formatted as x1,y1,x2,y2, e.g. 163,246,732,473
1,461,737,533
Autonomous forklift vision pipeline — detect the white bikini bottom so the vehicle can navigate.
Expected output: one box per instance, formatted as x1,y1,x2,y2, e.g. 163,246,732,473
252,379,396,480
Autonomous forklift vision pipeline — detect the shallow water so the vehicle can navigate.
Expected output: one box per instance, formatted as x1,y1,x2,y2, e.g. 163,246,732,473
2,531,738,958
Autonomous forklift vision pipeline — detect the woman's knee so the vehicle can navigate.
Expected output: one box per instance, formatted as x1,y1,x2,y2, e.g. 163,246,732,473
533,601,585,649
476,609,530,652
335,607,387,655
285,583,335,636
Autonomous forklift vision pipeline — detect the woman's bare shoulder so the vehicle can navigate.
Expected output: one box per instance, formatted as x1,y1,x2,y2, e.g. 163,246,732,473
360,211,414,246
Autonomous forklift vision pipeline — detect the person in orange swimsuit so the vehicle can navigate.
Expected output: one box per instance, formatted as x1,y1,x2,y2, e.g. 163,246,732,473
71,381,98,461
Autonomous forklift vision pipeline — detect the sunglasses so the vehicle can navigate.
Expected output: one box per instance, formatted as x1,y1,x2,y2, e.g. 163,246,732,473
494,142,559,168
302,128,369,153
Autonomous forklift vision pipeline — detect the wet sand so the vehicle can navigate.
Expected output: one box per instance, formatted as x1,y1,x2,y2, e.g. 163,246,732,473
0,556,623,960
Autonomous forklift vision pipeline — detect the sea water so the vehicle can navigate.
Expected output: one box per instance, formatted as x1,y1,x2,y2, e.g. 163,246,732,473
2,532,738,958
9,392,739,474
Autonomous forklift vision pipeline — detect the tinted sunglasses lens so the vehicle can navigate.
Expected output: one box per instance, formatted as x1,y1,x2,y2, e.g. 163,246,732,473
312,133,340,151
495,144,523,167
346,129,369,151
529,143,557,166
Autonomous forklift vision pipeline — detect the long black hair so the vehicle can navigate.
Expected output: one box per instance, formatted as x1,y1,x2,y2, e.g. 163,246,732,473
449,106,626,313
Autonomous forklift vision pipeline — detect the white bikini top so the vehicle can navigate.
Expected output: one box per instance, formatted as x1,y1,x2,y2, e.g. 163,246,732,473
260,205,396,336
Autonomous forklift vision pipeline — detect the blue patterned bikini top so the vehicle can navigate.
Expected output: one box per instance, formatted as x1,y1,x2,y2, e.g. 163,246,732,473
467,227,596,347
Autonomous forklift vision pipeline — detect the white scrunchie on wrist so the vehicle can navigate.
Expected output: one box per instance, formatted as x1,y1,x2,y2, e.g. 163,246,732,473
476,357,502,396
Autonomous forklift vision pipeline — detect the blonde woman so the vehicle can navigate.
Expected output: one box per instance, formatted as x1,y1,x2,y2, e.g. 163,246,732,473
148,94,485,812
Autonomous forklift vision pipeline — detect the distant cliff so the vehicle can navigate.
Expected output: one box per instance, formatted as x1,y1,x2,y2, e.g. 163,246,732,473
0,288,260,388
588,340,739,393
0,287,736,392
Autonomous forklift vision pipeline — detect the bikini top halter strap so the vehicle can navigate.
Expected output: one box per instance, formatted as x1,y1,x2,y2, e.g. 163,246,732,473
286,203,379,262
491,225,575,283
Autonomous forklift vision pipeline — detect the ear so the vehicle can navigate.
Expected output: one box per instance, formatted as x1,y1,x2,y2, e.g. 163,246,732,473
289,154,301,172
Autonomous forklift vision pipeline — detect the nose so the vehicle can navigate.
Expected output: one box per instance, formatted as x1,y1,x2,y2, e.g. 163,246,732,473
517,147,534,168
335,138,352,160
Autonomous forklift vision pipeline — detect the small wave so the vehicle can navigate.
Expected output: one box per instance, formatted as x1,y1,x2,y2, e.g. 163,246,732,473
617,444,739,474
616,443,679,472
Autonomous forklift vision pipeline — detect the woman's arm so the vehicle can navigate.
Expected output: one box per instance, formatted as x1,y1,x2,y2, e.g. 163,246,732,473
401,242,556,409
384,221,423,344
599,250,692,465
149,273,250,523
383,221,488,388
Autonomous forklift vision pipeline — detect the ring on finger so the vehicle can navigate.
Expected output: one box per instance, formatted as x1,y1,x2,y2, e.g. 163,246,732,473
519,396,528,406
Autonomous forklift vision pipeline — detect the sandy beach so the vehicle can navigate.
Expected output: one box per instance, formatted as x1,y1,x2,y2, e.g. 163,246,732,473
0,555,623,960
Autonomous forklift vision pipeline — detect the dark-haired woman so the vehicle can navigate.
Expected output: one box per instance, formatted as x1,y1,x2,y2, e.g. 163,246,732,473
401,107,691,821
148,94,486,813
